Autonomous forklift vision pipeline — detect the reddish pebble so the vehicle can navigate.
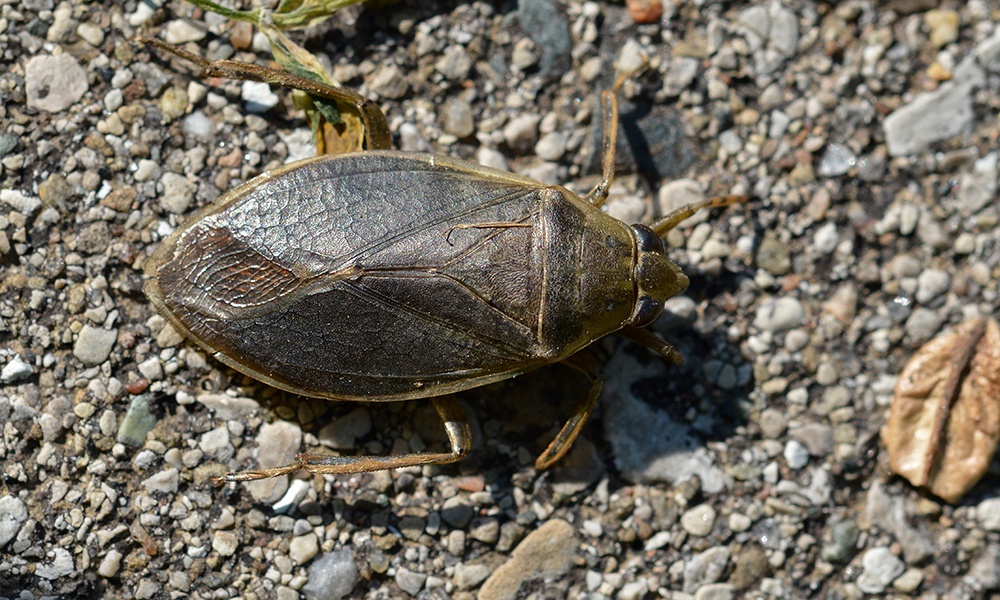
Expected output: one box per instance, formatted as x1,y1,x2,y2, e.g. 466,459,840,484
125,379,150,394
229,21,253,50
454,475,486,493
626,0,662,24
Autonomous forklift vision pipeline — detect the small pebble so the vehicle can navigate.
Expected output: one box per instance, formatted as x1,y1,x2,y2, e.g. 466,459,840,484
856,547,904,594
1,355,34,384
73,326,117,366
683,546,730,592
681,504,717,537
753,297,805,333
98,550,123,578
395,568,427,596
302,550,358,600
454,562,491,591
159,173,197,214
503,114,541,153
435,45,473,80
25,54,89,112
783,440,809,469
368,64,409,99
0,495,28,549
290,533,320,565
141,468,179,494
212,530,239,557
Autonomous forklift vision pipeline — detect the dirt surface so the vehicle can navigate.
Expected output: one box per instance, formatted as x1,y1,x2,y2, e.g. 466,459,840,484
2,0,1000,598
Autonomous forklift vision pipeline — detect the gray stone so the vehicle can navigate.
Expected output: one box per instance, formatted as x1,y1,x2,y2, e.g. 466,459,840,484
395,568,426,596
753,297,806,333
441,496,474,528
694,583,737,600
683,546,730,592
195,393,260,420
865,482,934,563
246,420,303,504
368,64,409,100
198,426,234,462
619,579,649,600
302,550,359,600
736,2,799,74
25,53,88,112
817,143,855,177
159,172,197,214
783,440,809,469
74,325,117,366
1,189,42,216
535,131,567,162
455,563,492,590
36,547,75,579
663,57,700,96
318,407,372,450
759,408,787,439
212,530,239,557
443,98,475,138
821,520,860,563
812,222,839,255
117,394,158,447
755,234,792,276
470,517,500,544
98,549,123,578
915,269,950,304
141,468,179,494
1,355,34,384
77,222,111,255
788,423,834,456
904,308,943,344
516,0,572,80
681,504,717,537
289,533,319,565
978,497,1000,530
728,545,768,589
242,80,279,113
968,544,1000,590
479,519,576,600
163,18,208,44
0,495,28,549
435,45,473,80
856,547,905,594
503,114,541,154
883,32,995,156
956,153,998,215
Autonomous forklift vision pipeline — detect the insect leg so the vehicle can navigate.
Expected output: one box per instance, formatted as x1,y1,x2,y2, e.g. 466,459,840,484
617,327,685,365
582,70,634,208
211,396,472,485
650,194,748,237
534,351,604,470
135,35,391,151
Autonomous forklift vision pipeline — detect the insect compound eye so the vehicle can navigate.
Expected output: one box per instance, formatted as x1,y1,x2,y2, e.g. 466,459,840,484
630,295,664,328
630,224,665,254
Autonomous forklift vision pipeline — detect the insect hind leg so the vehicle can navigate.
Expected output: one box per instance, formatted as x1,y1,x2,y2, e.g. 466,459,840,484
211,396,472,485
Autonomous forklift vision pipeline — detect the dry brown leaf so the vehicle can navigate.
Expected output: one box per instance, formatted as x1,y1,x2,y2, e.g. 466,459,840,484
883,317,1000,502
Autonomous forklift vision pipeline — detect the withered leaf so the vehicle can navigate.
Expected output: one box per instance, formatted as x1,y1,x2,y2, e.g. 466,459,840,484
883,317,1000,503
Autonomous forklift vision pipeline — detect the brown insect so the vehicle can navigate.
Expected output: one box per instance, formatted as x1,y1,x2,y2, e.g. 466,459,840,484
140,37,745,484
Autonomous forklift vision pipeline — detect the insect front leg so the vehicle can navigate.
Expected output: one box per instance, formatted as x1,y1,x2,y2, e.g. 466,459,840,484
135,35,391,151
651,194,748,236
534,351,604,470
211,396,472,485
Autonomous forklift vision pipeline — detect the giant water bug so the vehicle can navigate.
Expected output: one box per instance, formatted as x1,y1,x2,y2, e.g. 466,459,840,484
139,37,745,485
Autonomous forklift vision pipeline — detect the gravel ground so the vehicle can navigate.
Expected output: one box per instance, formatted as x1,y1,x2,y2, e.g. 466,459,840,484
2,0,1000,598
